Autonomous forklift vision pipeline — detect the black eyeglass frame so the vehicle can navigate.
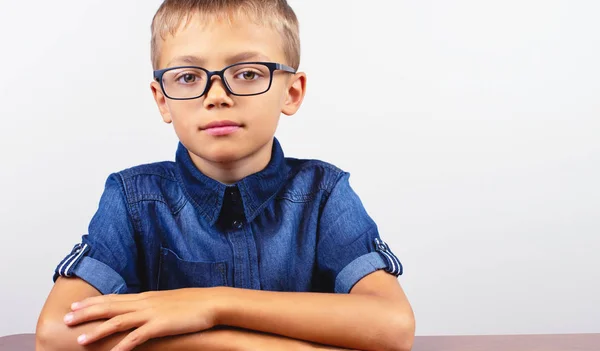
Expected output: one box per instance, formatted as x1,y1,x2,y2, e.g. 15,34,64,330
153,61,297,100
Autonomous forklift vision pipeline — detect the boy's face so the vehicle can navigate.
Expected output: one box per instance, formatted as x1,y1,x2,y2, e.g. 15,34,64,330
151,14,306,167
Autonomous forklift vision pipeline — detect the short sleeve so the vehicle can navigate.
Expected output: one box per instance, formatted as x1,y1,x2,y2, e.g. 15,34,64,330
53,173,140,294
315,172,402,294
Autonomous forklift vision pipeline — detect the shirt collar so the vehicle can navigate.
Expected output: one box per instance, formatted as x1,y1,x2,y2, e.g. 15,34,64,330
175,138,288,226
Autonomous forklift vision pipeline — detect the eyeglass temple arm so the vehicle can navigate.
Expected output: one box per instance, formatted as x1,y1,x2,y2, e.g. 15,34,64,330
275,63,297,73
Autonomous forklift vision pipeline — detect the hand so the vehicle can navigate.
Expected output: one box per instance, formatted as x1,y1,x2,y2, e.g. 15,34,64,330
63,287,225,351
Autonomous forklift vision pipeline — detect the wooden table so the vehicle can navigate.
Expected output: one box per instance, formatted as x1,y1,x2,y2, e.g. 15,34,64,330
412,333,600,350
1,333,599,350
0,334,35,351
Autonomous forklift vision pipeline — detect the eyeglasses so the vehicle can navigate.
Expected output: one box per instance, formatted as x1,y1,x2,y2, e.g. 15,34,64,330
153,61,297,100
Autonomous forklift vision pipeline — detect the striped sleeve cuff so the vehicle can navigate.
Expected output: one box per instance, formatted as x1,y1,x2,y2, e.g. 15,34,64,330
54,243,90,278
374,238,403,276
335,252,388,293
334,238,403,294
53,242,129,294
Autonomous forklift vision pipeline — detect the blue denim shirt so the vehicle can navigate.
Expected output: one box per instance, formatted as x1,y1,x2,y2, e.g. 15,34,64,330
53,138,402,294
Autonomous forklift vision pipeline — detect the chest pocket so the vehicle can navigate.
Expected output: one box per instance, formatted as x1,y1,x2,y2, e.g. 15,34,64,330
158,246,228,290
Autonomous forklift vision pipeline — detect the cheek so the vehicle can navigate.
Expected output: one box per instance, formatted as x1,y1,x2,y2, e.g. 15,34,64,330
246,91,284,115
244,102,282,128
169,101,202,126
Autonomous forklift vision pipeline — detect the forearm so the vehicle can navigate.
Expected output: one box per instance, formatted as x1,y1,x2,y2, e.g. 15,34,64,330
36,318,342,351
140,327,355,351
37,317,125,351
142,327,327,351
217,288,412,351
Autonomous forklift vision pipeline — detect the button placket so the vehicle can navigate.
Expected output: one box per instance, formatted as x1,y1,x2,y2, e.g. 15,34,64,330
228,187,240,203
232,220,244,229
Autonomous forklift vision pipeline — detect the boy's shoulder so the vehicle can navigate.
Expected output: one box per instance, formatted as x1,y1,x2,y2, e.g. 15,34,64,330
116,160,178,182
107,161,184,213
283,157,347,193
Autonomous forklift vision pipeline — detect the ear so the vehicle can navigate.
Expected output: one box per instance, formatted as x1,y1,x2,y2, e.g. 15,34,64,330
281,72,307,116
150,81,172,124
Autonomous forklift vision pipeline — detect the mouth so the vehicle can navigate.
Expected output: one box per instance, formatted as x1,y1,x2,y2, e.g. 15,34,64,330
200,120,242,136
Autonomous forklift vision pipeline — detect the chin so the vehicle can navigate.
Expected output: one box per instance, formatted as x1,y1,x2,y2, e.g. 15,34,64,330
206,152,244,164
198,142,248,164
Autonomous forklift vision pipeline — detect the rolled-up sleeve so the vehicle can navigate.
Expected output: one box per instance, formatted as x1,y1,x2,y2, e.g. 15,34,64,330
53,173,140,294
316,172,403,294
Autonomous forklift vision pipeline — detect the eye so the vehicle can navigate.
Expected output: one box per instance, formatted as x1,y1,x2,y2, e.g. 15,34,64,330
183,74,196,83
175,72,201,84
235,70,261,80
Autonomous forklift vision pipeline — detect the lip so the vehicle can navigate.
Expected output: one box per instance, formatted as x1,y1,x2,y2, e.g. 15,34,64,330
201,120,241,130
201,120,242,136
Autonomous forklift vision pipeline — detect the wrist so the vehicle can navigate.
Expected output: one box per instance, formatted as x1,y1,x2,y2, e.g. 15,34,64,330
210,286,236,326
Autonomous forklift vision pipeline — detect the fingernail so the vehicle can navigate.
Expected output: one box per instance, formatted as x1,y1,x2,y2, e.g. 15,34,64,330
71,302,80,310
64,313,73,323
77,334,87,344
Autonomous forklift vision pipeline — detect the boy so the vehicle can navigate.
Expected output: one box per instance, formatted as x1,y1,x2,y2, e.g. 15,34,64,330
36,1,415,350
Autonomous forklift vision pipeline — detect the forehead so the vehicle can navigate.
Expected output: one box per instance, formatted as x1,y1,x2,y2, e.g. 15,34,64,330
158,13,286,69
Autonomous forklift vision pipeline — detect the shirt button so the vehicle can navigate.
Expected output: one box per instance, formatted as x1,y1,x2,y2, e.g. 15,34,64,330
232,220,244,229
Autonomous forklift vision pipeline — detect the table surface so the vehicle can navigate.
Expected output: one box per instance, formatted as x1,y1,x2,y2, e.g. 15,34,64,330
411,333,600,351
2,333,599,350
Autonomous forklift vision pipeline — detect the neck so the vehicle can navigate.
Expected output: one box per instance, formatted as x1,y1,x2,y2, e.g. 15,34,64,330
188,139,274,185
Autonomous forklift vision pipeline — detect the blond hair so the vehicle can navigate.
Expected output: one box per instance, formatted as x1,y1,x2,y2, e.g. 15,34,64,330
150,0,300,70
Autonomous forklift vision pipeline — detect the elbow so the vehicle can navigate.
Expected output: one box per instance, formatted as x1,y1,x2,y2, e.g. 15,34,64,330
36,315,61,351
36,315,77,351
384,307,415,351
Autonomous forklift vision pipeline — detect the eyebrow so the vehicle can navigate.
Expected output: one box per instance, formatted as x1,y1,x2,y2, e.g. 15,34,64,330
166,51,271,68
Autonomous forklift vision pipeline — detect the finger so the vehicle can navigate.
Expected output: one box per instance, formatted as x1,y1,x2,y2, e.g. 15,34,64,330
73,293,145,310
77,312,146,345
65,301,141,326
110,323,156,351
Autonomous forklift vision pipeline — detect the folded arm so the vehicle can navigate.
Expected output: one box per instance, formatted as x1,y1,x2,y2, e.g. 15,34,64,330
216,270,415,351
36,277,351,351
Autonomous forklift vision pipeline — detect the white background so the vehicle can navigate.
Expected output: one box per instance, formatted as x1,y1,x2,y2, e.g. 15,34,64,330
1,0,599,337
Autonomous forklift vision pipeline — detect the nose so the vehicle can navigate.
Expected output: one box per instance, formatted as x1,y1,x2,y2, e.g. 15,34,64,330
203,76,234,109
